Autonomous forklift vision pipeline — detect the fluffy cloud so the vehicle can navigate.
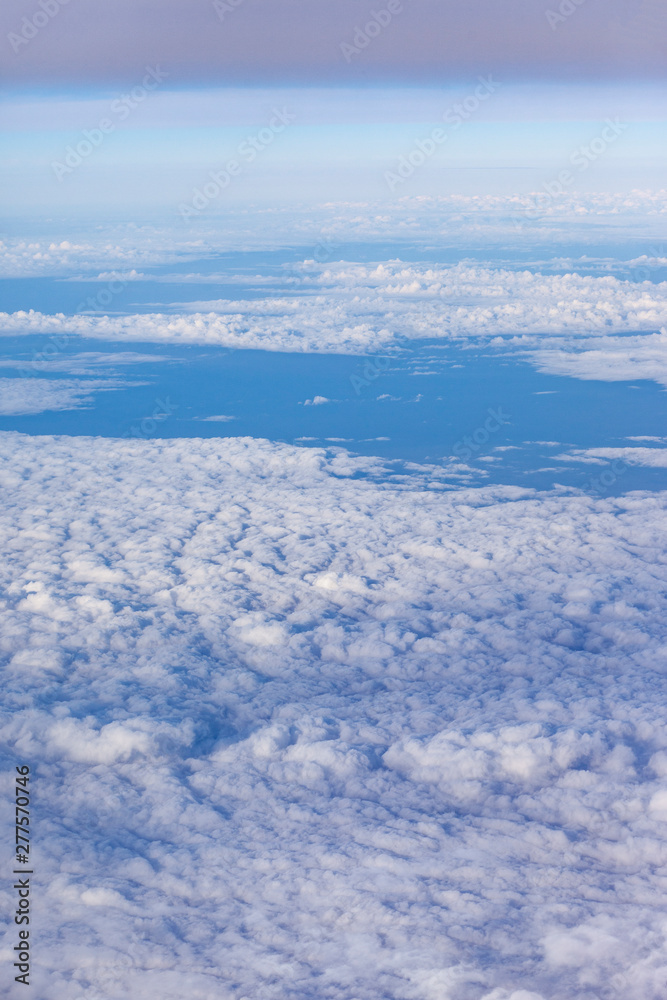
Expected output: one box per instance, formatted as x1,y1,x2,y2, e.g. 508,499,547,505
0,431,666,998
0,239,166,278
303,395,332,405
3,263,667,360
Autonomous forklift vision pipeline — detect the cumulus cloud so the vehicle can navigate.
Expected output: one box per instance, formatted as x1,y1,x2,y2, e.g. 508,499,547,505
1,196,666,995
0,237,186,278
303,395,332,406
3,263,667,362
0,431,666,998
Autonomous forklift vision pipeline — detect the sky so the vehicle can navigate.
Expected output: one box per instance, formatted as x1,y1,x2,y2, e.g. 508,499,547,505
1,3,667,999
1,0,667,87
1,83,665,216
1,0,666,215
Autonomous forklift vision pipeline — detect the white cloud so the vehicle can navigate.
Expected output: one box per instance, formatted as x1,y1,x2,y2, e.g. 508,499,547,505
194,414,236,422
532,331,667,387
0,431,666,998
66,269,147,282
559,447,667,468
0,238,177,278
3,263,667,361
0,377,136,414
2,192,666,276
303,395,332,405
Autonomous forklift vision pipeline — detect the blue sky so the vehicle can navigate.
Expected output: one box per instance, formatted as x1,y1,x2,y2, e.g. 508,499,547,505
2,0,665,217
2,83,666,215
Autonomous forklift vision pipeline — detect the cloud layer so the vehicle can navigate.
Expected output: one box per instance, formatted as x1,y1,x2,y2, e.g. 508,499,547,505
533,333,667,386
0,432,666,997
2,192,666,277
3,262,667,394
